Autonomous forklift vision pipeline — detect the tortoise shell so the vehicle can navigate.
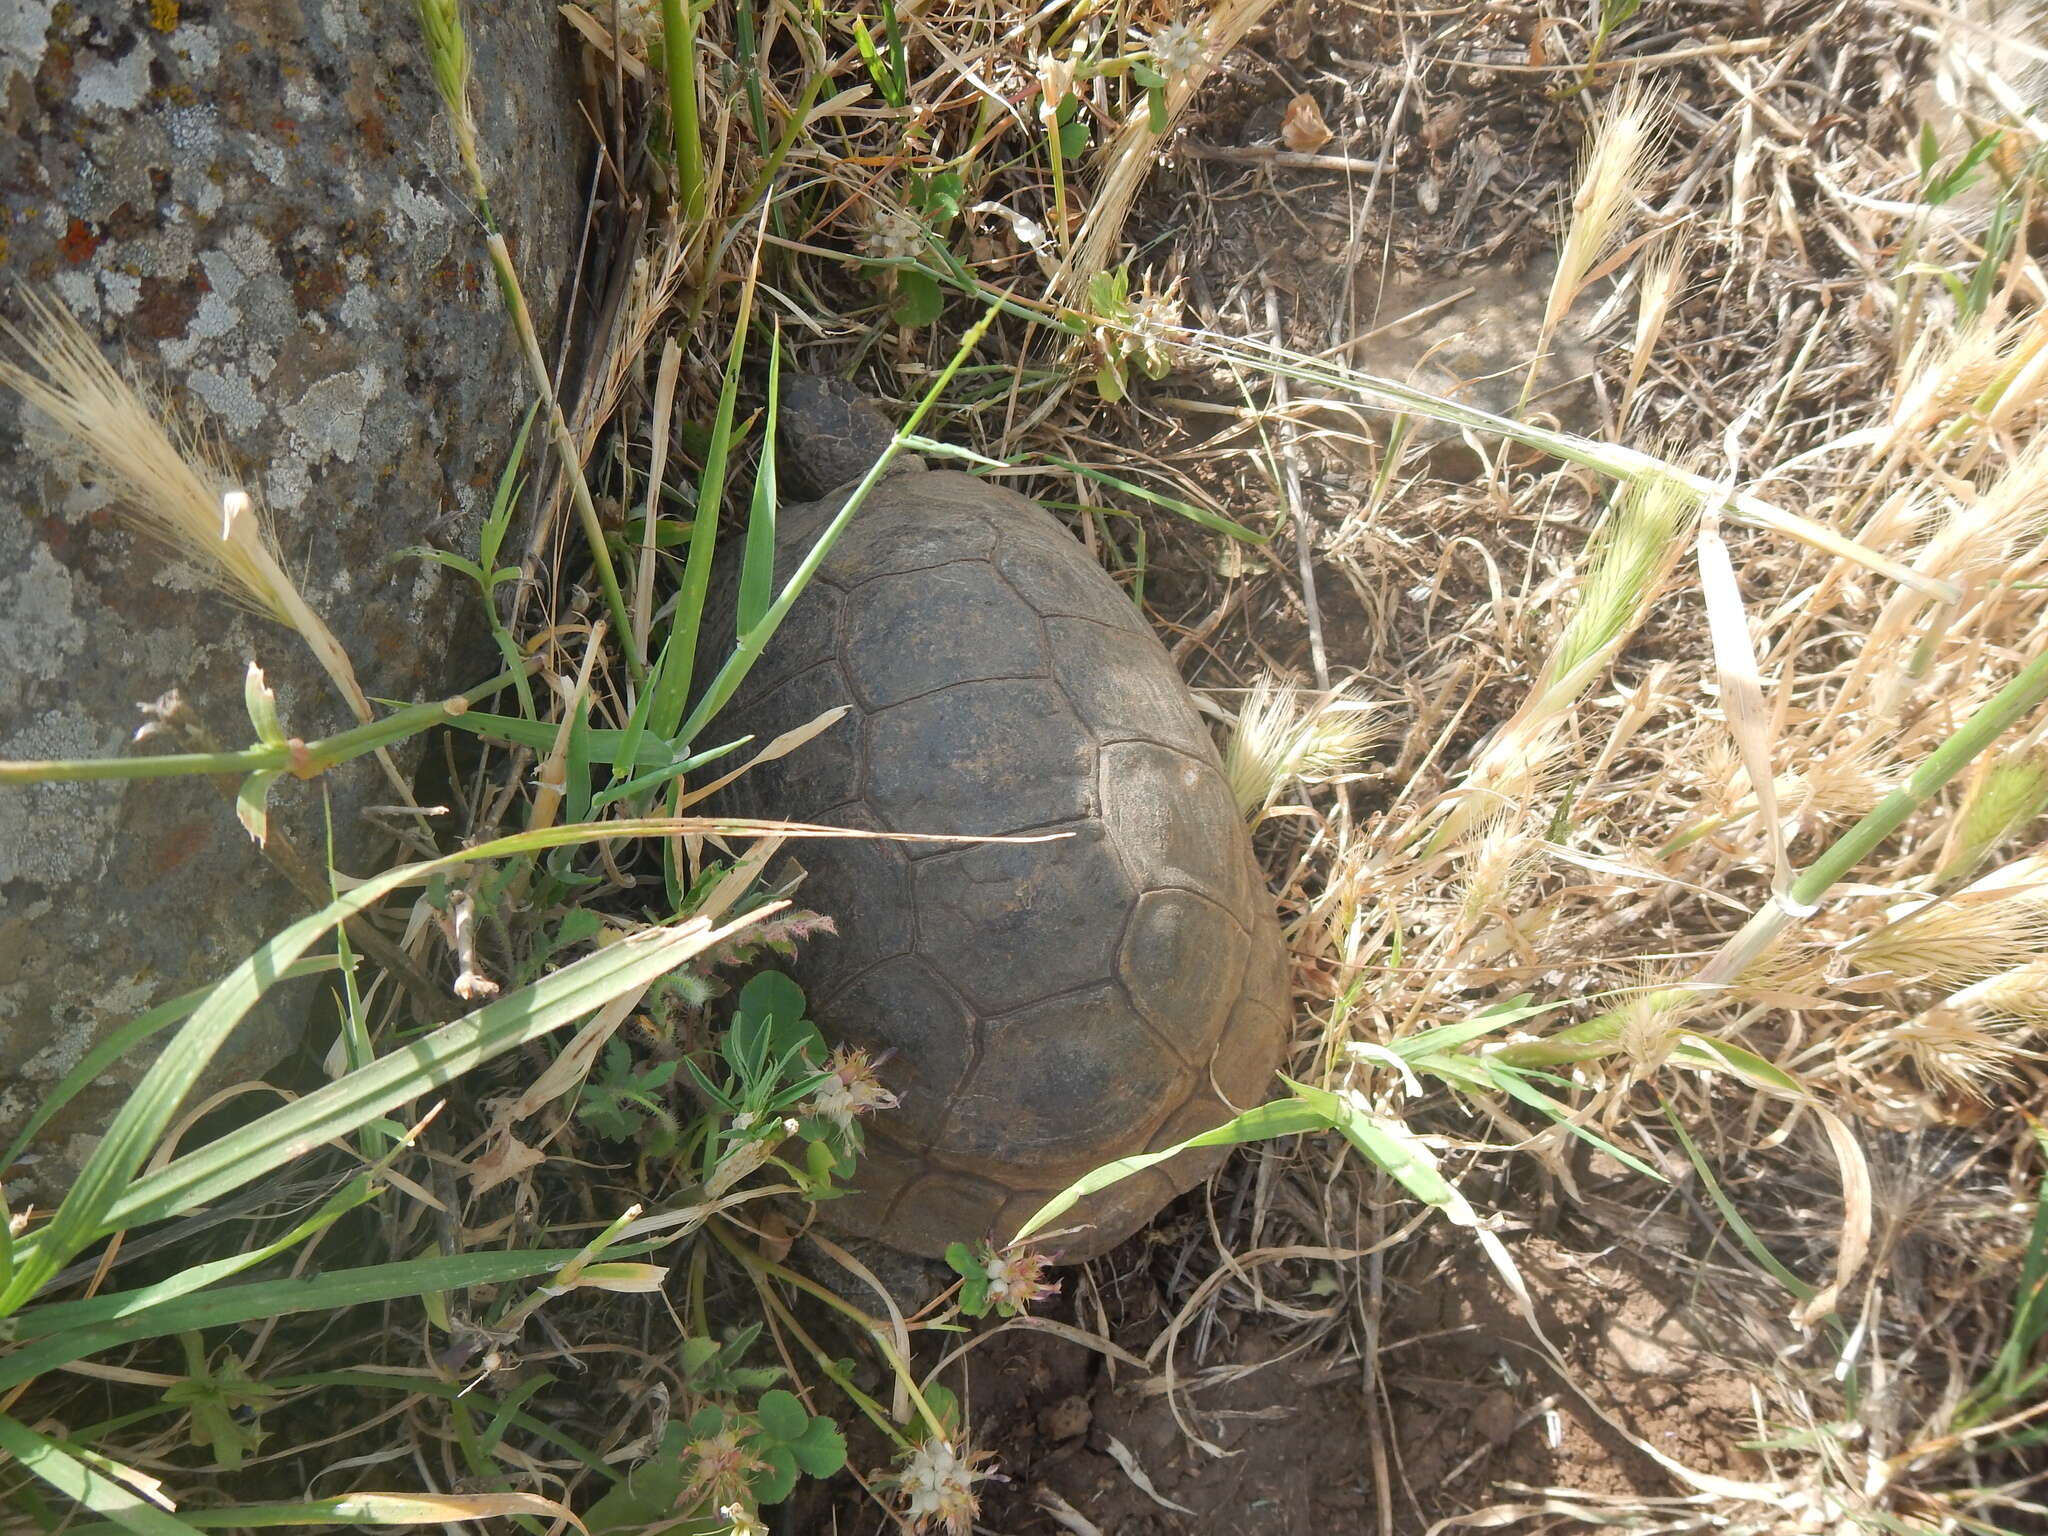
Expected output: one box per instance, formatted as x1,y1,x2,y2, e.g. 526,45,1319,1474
708,465,1291,1260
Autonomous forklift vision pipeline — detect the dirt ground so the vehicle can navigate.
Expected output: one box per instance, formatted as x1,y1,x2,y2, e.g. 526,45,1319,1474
795,1175,1773,1535
959,1226,1765,1535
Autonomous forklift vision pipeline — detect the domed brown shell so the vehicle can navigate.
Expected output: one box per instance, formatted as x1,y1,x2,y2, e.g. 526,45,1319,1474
708,469,1291,1260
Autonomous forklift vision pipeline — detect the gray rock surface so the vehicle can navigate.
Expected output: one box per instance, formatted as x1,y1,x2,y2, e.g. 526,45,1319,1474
0,0,582,1197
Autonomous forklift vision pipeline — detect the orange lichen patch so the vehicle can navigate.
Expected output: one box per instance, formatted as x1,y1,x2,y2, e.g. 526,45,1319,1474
58,218,99,265
148,0,180,31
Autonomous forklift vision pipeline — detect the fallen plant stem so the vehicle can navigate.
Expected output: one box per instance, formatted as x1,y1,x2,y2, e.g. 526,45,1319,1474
1697,640,2048,987
709,1221,920,1450
0,669,527,784
1497,639,2048,1069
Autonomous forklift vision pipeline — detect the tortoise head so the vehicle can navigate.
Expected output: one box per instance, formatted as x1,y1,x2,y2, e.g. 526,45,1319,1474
777,374,901,501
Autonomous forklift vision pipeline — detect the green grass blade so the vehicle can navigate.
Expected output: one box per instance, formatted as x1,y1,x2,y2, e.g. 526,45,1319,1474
733,0,767,145
1284,1077,1470,1216
98,914,763,1233
675,303,1001,745
587,735,751,812
0,882,428,1314
608,636,666,777
10,1176,380,1343
481,401,541,719
0,957,342,1177
1661,1098,1816,1303
1011,1098,1327,1246
879,0,907,108
0,1414,191,1536
0,1248,599,1391
737,342,781,635
1483,1062,1665,1181
1035,454,1266,544
563,697,595,824
1962,1122,2048,1422
445,709,745,774
1670,1033,1806,1096
1,824,771,1309
659,0,703,225
646,306,752,742
1392,996,1567,1061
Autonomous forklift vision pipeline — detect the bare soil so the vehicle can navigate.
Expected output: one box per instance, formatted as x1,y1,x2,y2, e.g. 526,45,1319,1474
954,1229,1762,1534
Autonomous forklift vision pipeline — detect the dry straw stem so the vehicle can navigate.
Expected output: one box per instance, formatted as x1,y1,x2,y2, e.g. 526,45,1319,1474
1522,78,1671,412
413,0,637,678
1696,498,1787,887
1057,0,1284,304
0,294,394,769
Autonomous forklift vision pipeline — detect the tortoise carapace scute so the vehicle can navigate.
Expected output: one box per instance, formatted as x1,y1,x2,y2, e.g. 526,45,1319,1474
704,405,1291,1261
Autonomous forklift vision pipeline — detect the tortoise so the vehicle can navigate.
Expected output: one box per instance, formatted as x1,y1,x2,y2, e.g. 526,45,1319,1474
704,377,1291,1261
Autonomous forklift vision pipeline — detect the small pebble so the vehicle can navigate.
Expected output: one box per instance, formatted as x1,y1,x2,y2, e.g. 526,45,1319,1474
1037,1394,1093,1442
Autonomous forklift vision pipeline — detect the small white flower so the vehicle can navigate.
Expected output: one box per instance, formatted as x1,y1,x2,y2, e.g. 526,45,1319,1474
809,1046,901,1131
892,1437,992,1533
1146,17,1207,81
981,1248,1056,1311
1126,275,1186,376
864,205,927,263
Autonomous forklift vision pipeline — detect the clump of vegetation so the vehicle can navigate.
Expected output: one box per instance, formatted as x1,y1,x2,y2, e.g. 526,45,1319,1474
7,0,2048,1533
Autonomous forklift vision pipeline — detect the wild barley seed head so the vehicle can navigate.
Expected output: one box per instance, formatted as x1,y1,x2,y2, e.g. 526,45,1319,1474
1617,986,1696,1073
1775,745,1901,828
0,291,290,623
1543,79,1671,340
1890,1007,2026,1098
1851,859,2048,989
1946,959,2048,1022
1546,470,1697,695
1939,744,2048,882
1223,676,1383,819
1454,818,1534,931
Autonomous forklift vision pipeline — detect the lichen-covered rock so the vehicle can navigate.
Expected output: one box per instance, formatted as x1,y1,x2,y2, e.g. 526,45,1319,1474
0,0,582,1196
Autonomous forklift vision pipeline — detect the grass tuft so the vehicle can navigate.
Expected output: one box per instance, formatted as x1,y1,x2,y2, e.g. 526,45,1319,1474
1523,77,1671,411
0,291,382,736
1221,676,1383,823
